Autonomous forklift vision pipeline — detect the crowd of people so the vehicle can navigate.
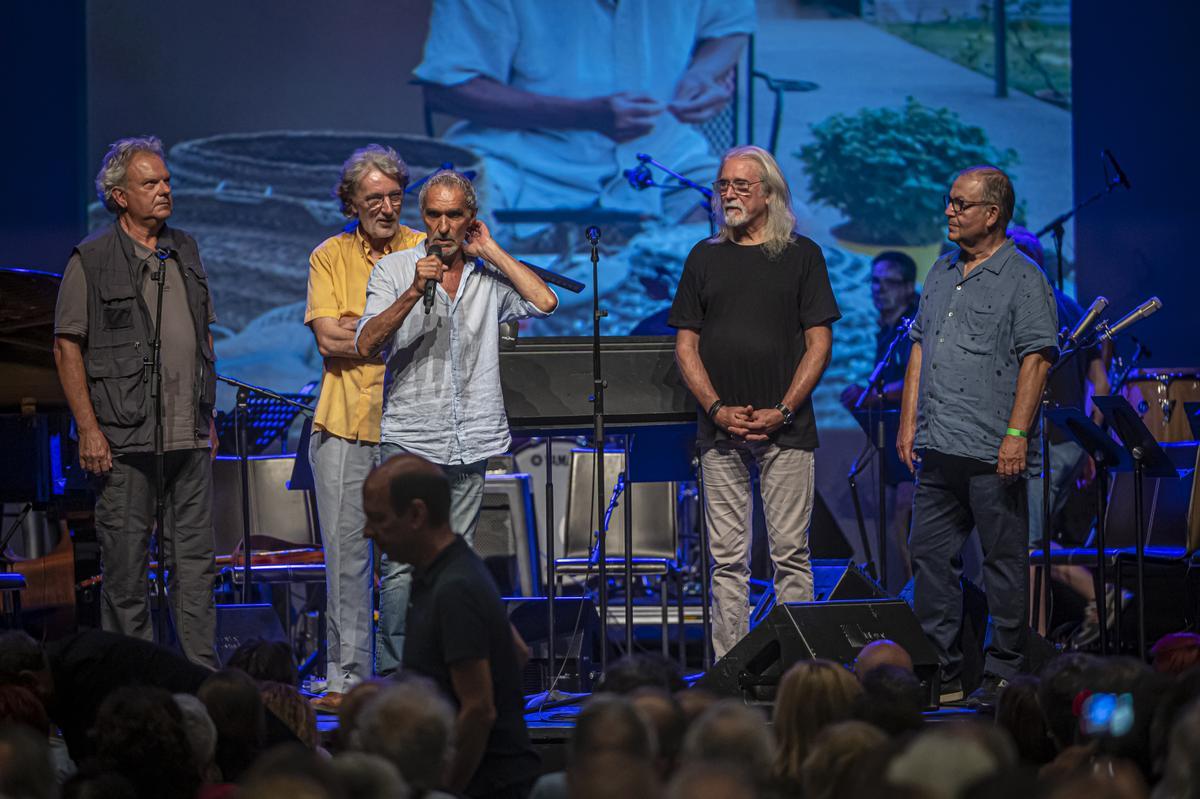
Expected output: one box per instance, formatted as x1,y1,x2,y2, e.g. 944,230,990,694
5,632,1200,798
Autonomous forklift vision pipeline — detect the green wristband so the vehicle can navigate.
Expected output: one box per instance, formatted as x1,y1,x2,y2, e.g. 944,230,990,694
1006,427,1027,438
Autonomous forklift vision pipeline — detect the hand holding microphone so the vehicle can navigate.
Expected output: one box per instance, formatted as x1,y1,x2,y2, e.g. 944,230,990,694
417,243,446,315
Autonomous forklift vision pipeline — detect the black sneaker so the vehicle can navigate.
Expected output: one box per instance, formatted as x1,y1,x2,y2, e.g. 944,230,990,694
965,674,1009,711
938,676,964,705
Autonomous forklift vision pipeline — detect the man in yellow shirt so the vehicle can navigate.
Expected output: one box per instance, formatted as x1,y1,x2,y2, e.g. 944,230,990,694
305,145,424,709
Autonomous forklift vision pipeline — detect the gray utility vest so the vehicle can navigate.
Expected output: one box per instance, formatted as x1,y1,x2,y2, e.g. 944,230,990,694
74,222,217,453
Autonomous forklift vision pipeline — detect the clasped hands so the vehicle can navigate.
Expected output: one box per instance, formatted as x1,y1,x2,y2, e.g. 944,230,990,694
713,404,786,442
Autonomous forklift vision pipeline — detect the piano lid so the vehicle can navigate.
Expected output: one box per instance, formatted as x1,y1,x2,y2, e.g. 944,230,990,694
0,266,66,410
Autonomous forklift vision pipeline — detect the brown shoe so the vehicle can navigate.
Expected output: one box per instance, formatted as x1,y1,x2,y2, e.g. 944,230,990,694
309,692,344,713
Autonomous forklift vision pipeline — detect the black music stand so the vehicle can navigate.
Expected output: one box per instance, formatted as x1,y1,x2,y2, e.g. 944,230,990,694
1094,395,1179,660
849,409,907,586
1045,406,1130,655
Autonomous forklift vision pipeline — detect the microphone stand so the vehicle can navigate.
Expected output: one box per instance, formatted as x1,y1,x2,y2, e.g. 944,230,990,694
149,251,169,647
585,227,610,672
632,153,717,236
1035,154,1129,292
215,374,314,601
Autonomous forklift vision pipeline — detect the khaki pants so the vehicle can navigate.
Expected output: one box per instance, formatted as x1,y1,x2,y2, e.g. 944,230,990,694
701,443,815,658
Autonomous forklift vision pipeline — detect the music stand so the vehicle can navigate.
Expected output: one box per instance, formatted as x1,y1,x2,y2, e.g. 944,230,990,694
1046,406,1130,655
1094,395,1179,659
849,409,907,584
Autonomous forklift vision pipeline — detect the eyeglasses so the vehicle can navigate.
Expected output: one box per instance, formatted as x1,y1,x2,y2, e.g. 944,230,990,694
363,192,405,212
712,179,762,196
943,194,994,215
870,276,909,288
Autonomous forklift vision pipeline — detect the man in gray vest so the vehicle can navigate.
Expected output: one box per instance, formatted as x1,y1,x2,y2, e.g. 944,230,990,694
53,136,219,667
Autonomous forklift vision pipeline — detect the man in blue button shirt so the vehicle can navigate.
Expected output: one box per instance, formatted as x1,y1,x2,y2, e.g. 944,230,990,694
897,166,1058,709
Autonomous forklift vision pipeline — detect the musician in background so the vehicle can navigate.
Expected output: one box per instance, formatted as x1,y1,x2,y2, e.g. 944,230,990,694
304,145,425,710
839,251,921,587
52,136,219,667
670,145,840,659
355,170,557,675
1009,225,1117,647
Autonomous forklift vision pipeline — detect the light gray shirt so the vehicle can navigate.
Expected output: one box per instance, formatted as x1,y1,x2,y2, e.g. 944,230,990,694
356,245,552,465
910,239,1059,474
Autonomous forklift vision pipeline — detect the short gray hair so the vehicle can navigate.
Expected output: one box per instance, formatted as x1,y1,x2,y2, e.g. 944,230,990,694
418,169,478,215
335,144,411,217
355,677,454,794
96,136,166,214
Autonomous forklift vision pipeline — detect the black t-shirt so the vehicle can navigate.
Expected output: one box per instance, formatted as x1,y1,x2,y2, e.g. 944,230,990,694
403,537,539,795
668,235,841,449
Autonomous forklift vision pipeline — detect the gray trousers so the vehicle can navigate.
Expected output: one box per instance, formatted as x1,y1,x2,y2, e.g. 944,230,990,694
701,443,815,659
309,429,378,693
375,443,488,676
95,447,217,668
909,451,1029,681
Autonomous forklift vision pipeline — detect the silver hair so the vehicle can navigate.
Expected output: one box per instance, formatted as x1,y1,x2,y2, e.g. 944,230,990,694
710,145,797,260
335,144,411,217
418,169,478,215
95,136,166,214
172,693,217,773
354,678,455,794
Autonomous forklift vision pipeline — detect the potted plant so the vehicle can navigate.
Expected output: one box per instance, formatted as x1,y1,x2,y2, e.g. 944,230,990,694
796,97,1017,279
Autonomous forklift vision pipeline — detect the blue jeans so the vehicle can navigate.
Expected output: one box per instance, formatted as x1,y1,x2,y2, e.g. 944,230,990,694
374,444,488,676
1027,440,1086,547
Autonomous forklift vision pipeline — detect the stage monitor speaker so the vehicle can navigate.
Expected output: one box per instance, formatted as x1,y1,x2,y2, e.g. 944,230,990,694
215,603,286,666
213,455,317,555
695,599,940,706
477,474,540,595
506,596,600,693
814,559,888,601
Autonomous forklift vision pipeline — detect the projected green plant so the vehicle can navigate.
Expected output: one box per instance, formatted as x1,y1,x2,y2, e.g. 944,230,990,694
796,97,1017,246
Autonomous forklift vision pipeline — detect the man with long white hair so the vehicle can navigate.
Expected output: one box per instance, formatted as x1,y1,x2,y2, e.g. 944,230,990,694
669,146,840,658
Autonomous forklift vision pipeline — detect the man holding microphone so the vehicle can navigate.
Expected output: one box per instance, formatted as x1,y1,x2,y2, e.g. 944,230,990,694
355,169,558,676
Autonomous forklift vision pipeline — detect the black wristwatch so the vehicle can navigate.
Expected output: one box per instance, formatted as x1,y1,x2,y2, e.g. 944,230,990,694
775,402,795,426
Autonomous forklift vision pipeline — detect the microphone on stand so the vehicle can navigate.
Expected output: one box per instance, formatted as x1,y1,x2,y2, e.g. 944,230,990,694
623,164,654,190
1066,296,1108,346
1098,297,1162,341
1103,149,1132,191
585,226,601,246
423,242,443,315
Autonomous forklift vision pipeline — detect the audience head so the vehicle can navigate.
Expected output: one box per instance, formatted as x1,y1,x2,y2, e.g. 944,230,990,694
1154,697,1200,799
172,693,218,783
852,665,925,738
674,688,718,727
329,752,410,799
667,762,757,799
92,685,200,799
682,700,774,786
630,688,688,779
0,722,56,799
363,454,452,564
354,676,455,795
0,684,49,735
995,675,1057,766
240,743,343,799
1150,632,1200,676
227,639,300,686
0,631,52,704
260,681,317,750
335,679,387,750
854,640,914,678
595,654,687,696
886,723,1010,799
570,693,657,765
1039,653,1099,751
197,667,267,783
801,720,888,799
773,660,863,786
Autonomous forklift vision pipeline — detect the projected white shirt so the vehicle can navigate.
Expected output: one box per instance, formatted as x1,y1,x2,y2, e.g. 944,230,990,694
413,0,756,218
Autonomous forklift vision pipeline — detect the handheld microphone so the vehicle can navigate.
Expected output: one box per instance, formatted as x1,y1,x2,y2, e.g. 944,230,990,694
1100,297,1162,341
1066,296,1108,346
585,226,601,245
423,242,443,315
1103,149,1131,191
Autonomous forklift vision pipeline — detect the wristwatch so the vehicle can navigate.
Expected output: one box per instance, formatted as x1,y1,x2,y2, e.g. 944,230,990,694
775,402,795,426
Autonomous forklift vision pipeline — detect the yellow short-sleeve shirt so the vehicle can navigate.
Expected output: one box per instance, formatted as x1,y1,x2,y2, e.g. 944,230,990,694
305,224,425,442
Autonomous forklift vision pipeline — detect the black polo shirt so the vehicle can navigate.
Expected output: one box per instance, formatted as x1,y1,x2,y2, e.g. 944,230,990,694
668,235,841,450
403,536,539,796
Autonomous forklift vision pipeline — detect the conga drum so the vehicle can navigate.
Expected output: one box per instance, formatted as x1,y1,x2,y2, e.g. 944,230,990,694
1120,368,1200,442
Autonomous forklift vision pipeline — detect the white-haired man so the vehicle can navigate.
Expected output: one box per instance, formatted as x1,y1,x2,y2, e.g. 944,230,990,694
669,146,840,658
53,136,219,667
304,144,426,710
356,170,558,676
